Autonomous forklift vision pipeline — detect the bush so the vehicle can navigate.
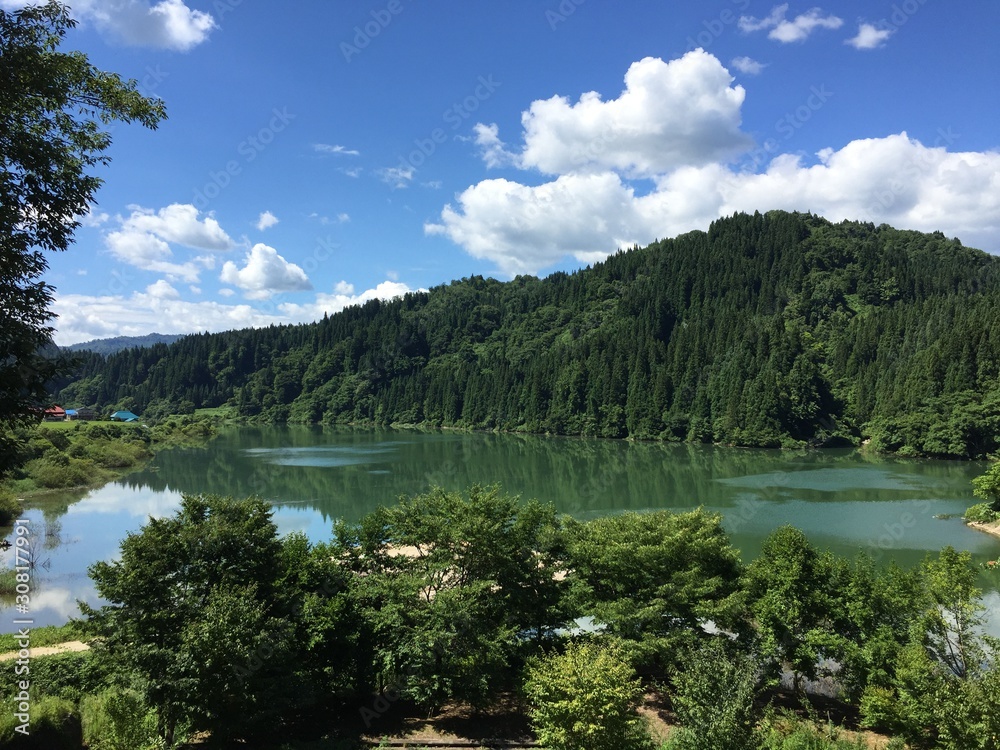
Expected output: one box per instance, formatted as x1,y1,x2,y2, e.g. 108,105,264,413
758,718,867,750
666,640,761,750
524,639,654,750
0,695,82,749
22,456,105,489
81,689,163,750
0,488,22,526
964,502,1000,524
0,652,110,702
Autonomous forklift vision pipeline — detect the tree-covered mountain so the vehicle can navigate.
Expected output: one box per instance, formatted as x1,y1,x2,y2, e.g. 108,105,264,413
56,211,1000,457
65,332,184,355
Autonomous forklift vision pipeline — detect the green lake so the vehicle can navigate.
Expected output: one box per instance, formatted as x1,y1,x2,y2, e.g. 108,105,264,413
4,426,1000,632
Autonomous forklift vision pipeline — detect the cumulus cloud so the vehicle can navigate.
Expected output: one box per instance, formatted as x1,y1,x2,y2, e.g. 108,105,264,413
474,123,516,169
219,243,312,299
117,203,232,249
51,280,417,345
104,203,234,281
846,23,894,50
489,52,750,178
731,56,767,75
146,279,180,299
0,0,216,51
739,5,843,43
429,49,1000,276
429,133,1000,275
427,174,649,276
256,211,279,231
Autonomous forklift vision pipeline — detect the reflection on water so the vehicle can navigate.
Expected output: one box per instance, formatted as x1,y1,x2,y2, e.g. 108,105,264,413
3,426,999,631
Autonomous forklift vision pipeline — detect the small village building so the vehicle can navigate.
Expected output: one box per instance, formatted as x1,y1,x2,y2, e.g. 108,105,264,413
110,410,140,422
43,406,67,421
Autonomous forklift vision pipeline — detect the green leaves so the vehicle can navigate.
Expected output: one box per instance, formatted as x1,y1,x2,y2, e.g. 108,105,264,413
0,1,165,427
524,640,653,750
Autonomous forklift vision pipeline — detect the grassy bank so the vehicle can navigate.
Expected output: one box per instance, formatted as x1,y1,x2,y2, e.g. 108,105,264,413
0,415,222,524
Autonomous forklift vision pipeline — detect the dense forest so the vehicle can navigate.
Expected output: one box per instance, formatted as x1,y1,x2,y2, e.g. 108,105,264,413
4,487,997,749
57,211,1000,458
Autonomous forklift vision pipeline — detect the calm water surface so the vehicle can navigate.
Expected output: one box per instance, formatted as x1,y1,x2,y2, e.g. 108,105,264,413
4,426,1000,631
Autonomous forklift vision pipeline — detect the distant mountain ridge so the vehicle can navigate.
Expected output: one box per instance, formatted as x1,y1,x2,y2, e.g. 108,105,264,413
65,333,184,356
56,211,1000,458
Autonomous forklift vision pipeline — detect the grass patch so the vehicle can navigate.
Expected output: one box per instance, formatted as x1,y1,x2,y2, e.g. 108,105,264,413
0,623,84,654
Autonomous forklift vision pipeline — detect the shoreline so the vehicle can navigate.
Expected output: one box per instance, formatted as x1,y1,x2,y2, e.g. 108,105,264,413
966,520,1000,540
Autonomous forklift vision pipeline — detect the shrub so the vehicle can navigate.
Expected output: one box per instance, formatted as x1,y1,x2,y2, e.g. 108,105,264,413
0,488,22,526
81,689,163,750
0,652,110,702
0,696,82,749
666,640,761,750
524,639,654,750
964,502,1000,524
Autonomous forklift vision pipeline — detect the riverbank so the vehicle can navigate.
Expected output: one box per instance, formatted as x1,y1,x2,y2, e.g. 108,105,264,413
0,415,222,524
967,519,1000,540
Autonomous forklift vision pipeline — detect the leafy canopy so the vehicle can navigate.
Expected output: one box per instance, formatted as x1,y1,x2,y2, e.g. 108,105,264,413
0,0,164,426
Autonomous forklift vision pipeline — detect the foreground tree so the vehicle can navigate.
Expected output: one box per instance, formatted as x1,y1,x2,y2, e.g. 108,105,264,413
860,548,1000,749
0,1,164,427
84,495,356,746
333,484,568,712
565,509,744,671
667,639,762,750
743,526,843,692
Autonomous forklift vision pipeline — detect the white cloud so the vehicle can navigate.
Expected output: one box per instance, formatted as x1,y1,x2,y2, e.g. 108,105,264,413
103,203,234,282
426,173,651,276
256,210,279,231
739,5,843,43
1,0,218,51
119,203,233,250
219,243,312,299
51,280,417,345
314,143,361,156
731,56,767,75
429,134,1000,276
492,52,750,178
78,209,110,228
146,279,180,299
378,166,415,189
105,227,202,282
474,123,516,168
846,23,894,50
278,281,416,322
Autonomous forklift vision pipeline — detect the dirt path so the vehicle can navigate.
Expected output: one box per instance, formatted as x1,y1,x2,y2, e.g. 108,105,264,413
0,640,90,661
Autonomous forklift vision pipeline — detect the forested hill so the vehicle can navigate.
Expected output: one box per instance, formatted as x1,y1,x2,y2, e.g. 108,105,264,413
57,211,1000,457
65,332,184,355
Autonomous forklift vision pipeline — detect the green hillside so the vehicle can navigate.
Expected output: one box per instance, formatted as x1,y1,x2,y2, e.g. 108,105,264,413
57,211,1000,457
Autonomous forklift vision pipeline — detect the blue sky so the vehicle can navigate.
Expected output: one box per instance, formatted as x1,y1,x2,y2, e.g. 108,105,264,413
7,0,997,344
